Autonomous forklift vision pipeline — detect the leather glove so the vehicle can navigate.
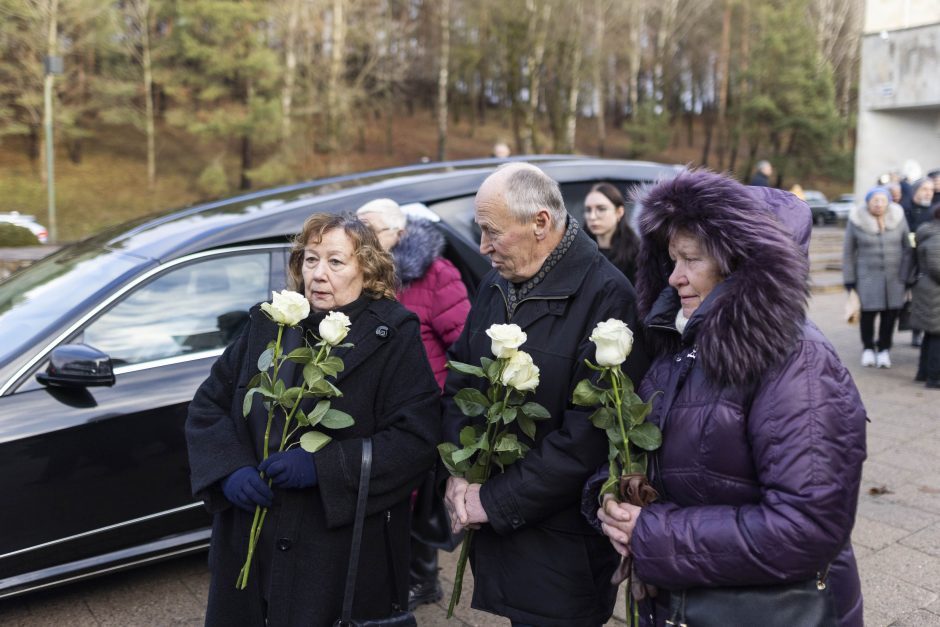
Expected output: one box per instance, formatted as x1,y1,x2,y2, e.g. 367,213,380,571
259,449,318,489
222,466,274,512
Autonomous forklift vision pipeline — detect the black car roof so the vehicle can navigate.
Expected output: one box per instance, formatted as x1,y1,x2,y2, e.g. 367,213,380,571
75,156,681,262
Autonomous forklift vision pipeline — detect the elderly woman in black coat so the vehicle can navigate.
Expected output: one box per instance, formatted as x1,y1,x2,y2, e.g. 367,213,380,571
186,213,441,626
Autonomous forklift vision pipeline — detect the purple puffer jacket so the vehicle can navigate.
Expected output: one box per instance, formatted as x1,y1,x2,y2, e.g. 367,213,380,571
587,172,867,626
394,218,470,388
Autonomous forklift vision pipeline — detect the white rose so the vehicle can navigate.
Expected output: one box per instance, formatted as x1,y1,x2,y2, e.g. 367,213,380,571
486,323,527,359
589,318,634,367
500,350,540,392
260,290,310,327
319,311,351,345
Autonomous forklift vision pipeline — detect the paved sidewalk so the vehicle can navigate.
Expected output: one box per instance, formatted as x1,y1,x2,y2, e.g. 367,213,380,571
0,289,937,626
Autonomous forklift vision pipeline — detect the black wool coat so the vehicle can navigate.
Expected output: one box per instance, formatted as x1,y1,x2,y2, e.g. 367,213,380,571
186,296,440,627
442,229,650,627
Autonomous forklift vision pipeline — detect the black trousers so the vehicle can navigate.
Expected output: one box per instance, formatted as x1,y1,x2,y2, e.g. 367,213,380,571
860,309,900,351
917,332,940,384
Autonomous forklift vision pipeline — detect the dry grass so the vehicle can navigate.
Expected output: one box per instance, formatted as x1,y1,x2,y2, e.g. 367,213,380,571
0,113,852,242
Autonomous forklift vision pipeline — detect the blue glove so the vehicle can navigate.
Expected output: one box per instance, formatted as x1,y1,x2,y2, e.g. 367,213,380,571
259,449,318,489
222,466,274,512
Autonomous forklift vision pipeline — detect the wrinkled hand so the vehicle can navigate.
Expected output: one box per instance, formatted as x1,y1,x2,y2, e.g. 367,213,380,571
222,466,274,512
259,449,318,489
445,476,471,533
464,484,489,527
597,494,641,557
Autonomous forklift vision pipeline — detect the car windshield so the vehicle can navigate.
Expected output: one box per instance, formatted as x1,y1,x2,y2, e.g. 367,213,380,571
0,246,142,369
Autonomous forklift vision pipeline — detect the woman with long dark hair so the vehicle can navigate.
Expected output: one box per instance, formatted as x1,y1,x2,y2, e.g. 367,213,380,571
584,183,641,284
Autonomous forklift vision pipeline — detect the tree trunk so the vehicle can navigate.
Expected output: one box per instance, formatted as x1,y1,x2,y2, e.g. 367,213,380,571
520,0,552,155
627,0,645,117
715,0,732,167
281,0,300,142
592,0,606,155
240,80,254,190
139,0,156,188
436,0,450,161
324,0,346,153
562,7,584,154
40,0,59,187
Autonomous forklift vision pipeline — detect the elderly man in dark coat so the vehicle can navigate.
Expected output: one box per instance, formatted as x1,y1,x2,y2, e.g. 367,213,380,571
442,162,650,626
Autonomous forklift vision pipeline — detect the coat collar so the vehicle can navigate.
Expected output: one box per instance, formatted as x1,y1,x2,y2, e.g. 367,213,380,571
488,228,597,302
848,202,906,234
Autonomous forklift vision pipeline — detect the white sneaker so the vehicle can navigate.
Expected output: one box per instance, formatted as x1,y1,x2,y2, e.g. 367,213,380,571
876,350,891,369
861,349,876,367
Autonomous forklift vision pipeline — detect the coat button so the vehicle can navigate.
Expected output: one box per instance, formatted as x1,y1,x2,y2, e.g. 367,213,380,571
375,325,389,338
510,516,522,527
276,538,292,551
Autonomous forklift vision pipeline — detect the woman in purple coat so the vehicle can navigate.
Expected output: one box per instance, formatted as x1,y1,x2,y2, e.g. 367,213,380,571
587,170,867,626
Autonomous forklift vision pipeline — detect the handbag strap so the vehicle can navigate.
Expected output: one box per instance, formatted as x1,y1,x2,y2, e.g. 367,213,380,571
339,438,372,625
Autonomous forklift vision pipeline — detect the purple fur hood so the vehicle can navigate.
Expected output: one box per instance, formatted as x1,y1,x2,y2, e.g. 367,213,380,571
635,169,812,387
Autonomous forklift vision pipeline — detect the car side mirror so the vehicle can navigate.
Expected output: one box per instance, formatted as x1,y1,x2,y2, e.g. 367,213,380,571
36,344,115,388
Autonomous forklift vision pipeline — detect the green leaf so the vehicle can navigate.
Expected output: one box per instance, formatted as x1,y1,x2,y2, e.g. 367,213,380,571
246,372,265,389
286,347,314,363
606,425,623,445
311,378,342,397
459,426,480,448
465,463,487,484
486,401,504,424
437,443,463,477
484,358,502,383
243,388,258,417
258,347,274,372
320,408,354,429
589,406,615,430
495,433,521,452
319,355,345,377
447,360,485,378
600,474,619,499
520,402,550,420
628,422,662,451
454,388,490,417
300,430,332,453
572,379,607,407
583,359,604,372
608,441,620,462
626,397,655,427
281,386,302,406
306,400,330,426
517,414,537,440
302,362,324,387
501,406,518,425
294,407,309,427
451,446,478,464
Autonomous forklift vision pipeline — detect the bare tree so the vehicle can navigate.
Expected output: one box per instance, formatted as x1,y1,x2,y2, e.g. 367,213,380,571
519,0,551,154
436,0,450,161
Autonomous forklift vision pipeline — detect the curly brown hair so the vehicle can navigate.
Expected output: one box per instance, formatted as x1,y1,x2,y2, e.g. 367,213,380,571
287,213,398,301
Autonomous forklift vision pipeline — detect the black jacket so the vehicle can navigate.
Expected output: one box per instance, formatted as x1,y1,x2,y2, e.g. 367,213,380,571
442,229,649,626
186,297,440,626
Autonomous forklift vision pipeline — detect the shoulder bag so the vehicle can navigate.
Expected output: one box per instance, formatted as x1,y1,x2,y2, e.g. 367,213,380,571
334,439,417,627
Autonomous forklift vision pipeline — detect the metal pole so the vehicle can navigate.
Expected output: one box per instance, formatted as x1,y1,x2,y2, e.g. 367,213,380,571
44,72,56,244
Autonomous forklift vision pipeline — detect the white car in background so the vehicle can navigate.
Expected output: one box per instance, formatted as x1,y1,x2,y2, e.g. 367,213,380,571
827,194,854,224
0,212,49,243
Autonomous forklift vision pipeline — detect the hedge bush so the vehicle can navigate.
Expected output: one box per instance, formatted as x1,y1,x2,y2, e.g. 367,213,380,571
0,223,40,246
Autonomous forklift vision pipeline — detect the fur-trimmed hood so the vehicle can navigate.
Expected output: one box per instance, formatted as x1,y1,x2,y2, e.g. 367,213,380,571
848,202,906,234
635,170,811,388
392,217,445,286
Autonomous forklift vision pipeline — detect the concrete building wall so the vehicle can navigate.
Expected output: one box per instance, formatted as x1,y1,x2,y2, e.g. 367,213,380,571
865,0,940,33
855,17,940,200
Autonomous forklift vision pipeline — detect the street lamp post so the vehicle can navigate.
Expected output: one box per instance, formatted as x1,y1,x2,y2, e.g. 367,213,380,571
43,55,62,244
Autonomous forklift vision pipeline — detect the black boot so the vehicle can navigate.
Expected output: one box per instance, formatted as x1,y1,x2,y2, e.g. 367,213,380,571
408,537,442,610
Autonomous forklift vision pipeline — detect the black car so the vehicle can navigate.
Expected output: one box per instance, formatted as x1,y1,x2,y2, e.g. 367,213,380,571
803,190,831,225
0,156,681,599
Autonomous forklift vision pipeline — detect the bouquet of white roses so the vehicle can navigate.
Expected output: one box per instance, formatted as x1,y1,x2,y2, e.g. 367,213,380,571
572,319,661,625
437,323,550,617
236,290,355,590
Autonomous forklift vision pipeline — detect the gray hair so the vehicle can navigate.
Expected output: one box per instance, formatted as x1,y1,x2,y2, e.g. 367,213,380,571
355,197,406,230
496,163,567,230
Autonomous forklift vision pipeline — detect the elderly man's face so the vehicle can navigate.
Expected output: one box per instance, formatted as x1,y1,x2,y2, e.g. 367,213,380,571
475,188,541,283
